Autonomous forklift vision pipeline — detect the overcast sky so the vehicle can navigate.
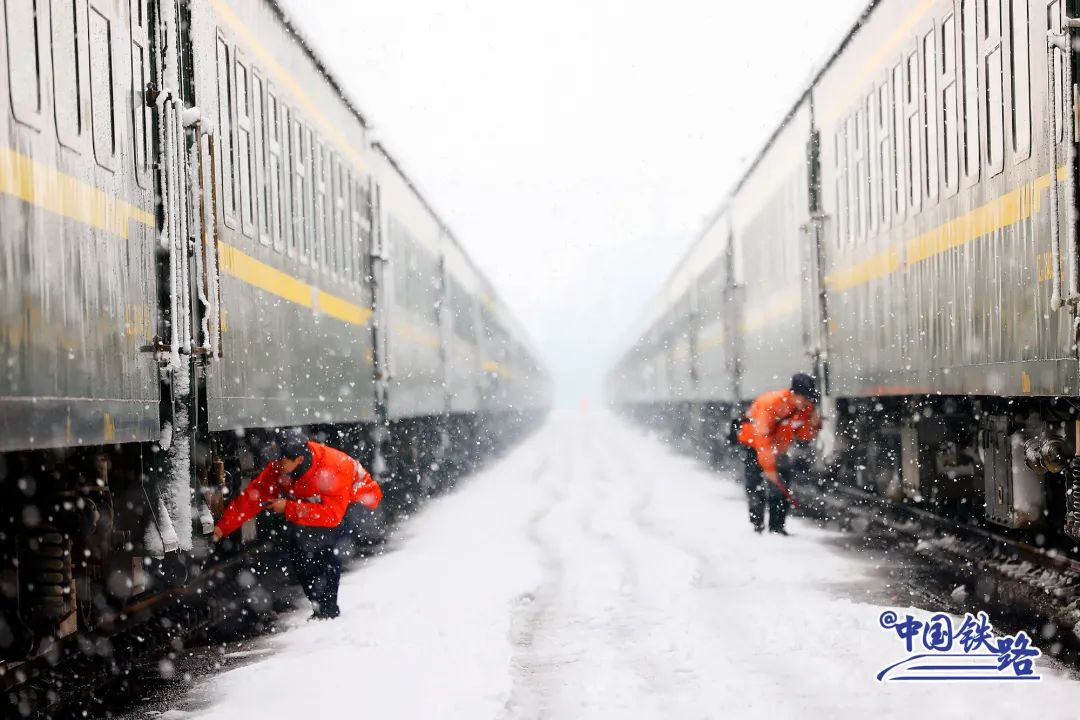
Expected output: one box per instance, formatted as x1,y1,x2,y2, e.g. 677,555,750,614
279,0,868,405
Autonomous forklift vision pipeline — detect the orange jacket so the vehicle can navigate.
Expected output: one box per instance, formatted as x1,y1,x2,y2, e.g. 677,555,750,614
215,442,379,537
737,388,821,474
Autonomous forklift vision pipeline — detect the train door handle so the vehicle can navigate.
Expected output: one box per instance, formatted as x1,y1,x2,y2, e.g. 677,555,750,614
1046,25,1075,310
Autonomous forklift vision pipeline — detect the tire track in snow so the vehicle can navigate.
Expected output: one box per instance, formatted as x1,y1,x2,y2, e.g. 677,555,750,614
588,422,714,698
602,421,732,593
577,432,673,698
600,415,862,711
580,434,639,597
506,413,741,718
505,416,670,717
503,429,572,720
593,414,796,705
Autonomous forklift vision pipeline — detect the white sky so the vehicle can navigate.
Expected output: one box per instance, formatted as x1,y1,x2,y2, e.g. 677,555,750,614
279,0,869,404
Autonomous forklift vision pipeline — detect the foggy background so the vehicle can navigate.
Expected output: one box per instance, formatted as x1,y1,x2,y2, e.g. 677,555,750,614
278,0,869,405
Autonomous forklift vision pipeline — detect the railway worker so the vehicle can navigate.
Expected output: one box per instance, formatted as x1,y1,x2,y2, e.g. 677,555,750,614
736,373,821,535
212,430,382,620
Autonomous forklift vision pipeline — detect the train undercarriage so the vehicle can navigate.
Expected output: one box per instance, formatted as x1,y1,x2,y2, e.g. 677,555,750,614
0,409,542,664
623,393,1080,551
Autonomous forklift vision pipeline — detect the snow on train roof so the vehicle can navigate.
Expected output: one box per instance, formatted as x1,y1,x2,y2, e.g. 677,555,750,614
371,143,546,369
610,0,878,369
727,0,877,198
266,0,543,370
264,0,370,129
617,203,730,358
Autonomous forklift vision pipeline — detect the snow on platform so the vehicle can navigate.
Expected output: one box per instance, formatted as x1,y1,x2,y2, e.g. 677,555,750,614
165,410,1080,719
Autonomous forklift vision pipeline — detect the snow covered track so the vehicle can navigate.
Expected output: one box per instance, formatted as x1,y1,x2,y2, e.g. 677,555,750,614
166,410,1080,719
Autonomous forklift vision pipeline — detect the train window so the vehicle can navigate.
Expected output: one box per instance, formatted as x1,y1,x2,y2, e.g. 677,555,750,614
325,151,336,277
460,294,476,343
334,156,347,279
1009,0,1030,160
51,0,87,148
358,180,372,281
88,6,117,169
409,238,421,315
940,15,960,197
347,171,359,286
341,160,350,278
289,118,306,262
960,0,980,184
326,147,337,275
453,280,476,343
923,30,939,202
350,177,363,285
391,219,409,307
6,0,45,127
352,178,365,287
324,146,335,274
892,63,907,222
350,177,361,286
982,0,1005,176
362,180,372,283
876,83,893,230
252,71,271,246
216,36,237,225
866,93,878,237
354,178,365,285
394,222,406,306
906,51,922,212
129,0,151,186
267,87,285,253
279,102,294,256
425,246,440,323
845,115,857,245
854,106,867,242
291,118,311,262
339,165,350,283
833,126,847,248
313,139,327,270
234,53,255,236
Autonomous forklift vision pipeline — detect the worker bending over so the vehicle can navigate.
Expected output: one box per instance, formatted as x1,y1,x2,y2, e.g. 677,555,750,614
737,373,821,535
213,430,382,619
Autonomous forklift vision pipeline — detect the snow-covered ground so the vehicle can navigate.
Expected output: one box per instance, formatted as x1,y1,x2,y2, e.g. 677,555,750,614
163,409,1080,719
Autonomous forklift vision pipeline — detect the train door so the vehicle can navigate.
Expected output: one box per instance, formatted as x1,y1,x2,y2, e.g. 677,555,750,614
800,126,830,395
368,177,391,479
145,0,222,560
433,235,453,476
724,230,744,402
1044,2,1078,314
1046,0,1080,537
435,235,453,415
687,282,701,398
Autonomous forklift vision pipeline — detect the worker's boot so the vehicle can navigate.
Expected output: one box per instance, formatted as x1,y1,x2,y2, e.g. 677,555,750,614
767,484,789,534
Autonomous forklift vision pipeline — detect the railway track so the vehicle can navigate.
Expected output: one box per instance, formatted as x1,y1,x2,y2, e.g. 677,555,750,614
0,540,320,720
794,476,1080,664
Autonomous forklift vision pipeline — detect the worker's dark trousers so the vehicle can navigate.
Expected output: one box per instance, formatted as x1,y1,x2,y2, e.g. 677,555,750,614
743,448,789,532
286,523,347,617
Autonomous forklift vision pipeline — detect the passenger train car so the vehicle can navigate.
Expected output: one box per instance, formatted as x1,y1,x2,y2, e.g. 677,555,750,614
609,0,1080,540
0,0,549,658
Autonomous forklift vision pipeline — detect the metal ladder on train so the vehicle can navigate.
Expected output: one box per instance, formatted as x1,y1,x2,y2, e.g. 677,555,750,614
142,0,224,561
1047,4,1080,539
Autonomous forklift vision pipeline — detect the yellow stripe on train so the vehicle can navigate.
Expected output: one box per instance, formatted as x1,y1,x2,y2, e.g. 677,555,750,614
825,166,1067,293
0,147,155,237
0,145,373,329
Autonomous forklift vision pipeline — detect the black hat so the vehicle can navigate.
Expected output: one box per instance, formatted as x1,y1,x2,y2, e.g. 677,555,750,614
259,428,310,464
791,372,820,402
